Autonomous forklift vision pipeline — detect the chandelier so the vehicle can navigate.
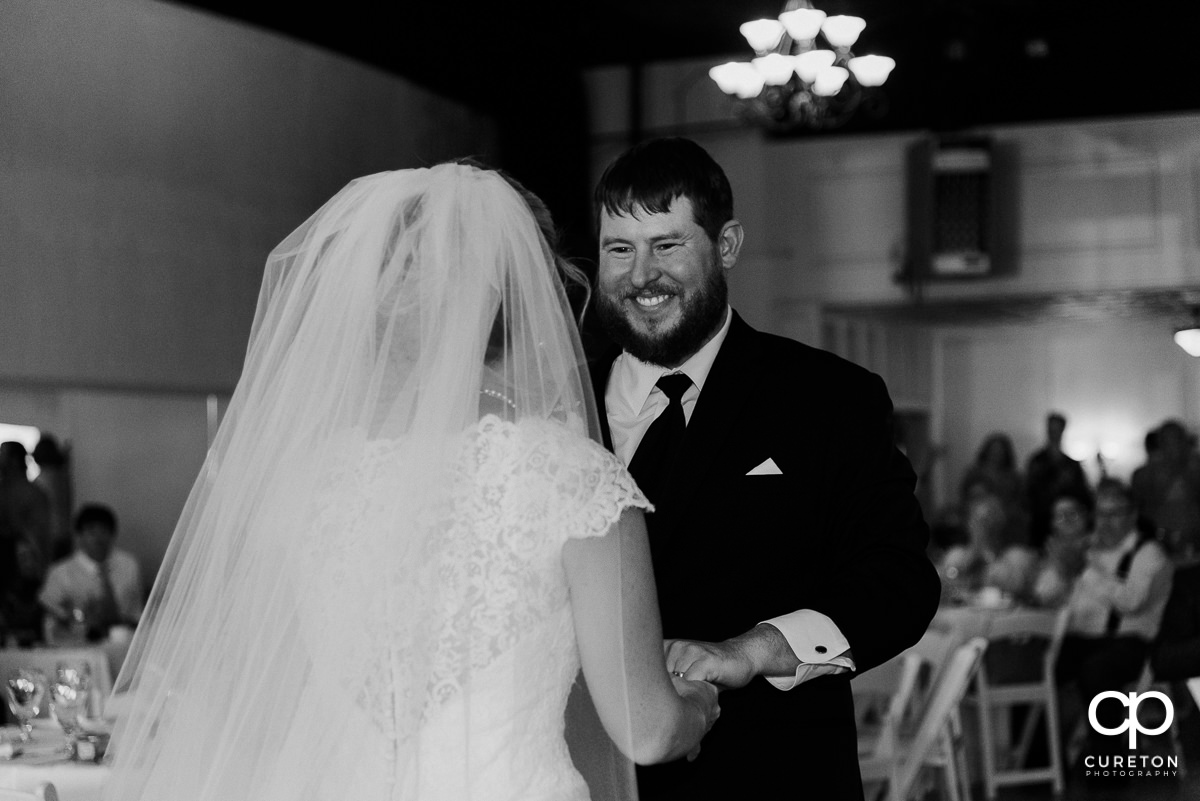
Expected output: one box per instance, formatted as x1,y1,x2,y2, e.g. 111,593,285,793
709,0,895,132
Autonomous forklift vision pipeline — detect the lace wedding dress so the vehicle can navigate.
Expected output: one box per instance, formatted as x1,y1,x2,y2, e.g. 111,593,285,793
103,163,641,801
289,415,649,801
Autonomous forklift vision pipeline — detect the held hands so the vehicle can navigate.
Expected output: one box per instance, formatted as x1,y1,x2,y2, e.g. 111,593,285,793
666,638,755,690
670,673,720,762
664,626,777,691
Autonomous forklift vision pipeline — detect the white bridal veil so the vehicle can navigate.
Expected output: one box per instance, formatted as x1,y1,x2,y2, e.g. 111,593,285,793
103,164,635,800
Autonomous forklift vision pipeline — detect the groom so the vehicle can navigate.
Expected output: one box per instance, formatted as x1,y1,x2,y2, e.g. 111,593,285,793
590,138,940,799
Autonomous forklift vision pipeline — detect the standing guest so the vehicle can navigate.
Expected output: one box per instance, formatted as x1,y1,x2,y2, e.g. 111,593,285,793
40,503,143,641
0,441,50,565
591,137,940,800
1026,412,1090,549
1056,480,1172,756
961,432,1026,521
1130,425,1162,525
0,441,50,643
31,434,72,562
1133,420,1200,558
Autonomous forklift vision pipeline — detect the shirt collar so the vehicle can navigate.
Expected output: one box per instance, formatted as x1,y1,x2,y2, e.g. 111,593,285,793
1096,530,1139,555
73,550,102,574
618,305,732,412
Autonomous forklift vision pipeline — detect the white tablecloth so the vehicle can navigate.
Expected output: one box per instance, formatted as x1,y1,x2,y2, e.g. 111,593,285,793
0,722,109,801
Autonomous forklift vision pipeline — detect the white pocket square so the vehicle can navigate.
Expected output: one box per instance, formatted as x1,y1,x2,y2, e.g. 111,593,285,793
746,458,782,476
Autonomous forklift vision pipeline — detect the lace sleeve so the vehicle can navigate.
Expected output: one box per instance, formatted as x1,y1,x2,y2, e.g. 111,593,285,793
522,419,652,543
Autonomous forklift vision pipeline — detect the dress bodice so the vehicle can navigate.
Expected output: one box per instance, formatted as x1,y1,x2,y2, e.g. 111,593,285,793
293,415,648,801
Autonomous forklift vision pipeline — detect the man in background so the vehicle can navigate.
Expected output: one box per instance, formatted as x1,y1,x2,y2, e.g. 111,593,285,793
1026,412,1090,549
1057,480,1172,758
40,503,143,642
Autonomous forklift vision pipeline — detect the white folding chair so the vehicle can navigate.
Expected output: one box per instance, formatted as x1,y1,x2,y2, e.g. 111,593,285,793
860,637,989,801
970,606,1070,799
855,651,924,758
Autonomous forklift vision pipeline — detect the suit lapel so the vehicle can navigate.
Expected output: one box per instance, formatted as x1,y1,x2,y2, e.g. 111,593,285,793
591,313,762,522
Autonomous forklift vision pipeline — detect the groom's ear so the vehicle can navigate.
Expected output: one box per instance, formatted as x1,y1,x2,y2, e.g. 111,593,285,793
717,220,744,270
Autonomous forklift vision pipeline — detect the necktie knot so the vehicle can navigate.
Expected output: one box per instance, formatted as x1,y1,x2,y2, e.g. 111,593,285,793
656,373,692,406
628,374,693,507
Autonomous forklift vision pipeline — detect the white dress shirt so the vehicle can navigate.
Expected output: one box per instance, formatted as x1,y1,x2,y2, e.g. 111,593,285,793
1066,530,1173,641
604,306,854,689
39,548,145,625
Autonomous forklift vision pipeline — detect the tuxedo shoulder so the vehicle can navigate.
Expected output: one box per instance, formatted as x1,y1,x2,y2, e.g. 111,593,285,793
748,329,882,389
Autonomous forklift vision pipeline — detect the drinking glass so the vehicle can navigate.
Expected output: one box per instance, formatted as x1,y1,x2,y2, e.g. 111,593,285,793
4,669,47,742
49,666,91,754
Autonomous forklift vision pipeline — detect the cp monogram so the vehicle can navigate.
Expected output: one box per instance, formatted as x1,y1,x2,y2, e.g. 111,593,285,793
1088,690,1174,749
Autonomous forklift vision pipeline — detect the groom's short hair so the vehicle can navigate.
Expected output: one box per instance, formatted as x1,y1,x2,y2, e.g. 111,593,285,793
594,137,734,241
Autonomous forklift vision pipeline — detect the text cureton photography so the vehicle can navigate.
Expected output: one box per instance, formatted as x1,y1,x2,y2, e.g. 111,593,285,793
1083,690,1180,779
1083,754,1179,778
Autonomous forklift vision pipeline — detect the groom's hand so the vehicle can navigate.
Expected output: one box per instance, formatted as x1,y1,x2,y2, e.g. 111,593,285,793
664,637,757,690
665,623,799,690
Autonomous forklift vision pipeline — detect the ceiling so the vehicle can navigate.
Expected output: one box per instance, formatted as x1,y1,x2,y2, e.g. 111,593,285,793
167,0,1200,135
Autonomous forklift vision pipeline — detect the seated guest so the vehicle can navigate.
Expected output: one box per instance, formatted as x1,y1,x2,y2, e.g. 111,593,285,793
1030,488,1093,607
938,485,1038,603
39,503,144,641
1056,480,1173,755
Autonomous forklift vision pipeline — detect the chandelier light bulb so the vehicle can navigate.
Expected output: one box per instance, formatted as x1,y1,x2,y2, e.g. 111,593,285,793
794,49,837,83
812,66,850,96
740,19,786,54
713,62,765,99
847,55,895,86
821,15,866,48
710,62,748,95
1176,328,1200,357
778,8,826,42
753,53,798,86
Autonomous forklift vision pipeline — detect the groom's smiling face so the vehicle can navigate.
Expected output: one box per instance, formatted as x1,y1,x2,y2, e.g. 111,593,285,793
596,196,739,368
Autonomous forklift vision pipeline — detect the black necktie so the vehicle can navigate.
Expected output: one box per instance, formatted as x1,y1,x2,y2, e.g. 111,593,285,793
628,373,693,505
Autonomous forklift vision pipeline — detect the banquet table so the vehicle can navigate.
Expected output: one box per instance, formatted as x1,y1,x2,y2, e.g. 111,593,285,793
0,639,132,719
0,722,109,801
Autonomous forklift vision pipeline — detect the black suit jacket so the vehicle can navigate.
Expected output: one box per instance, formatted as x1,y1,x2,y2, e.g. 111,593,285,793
592,312,941,798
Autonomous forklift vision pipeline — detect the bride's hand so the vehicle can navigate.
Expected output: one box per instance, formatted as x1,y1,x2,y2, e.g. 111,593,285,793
670,674,719,761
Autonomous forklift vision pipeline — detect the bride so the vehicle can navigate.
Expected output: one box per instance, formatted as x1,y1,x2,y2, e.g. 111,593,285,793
101,162,719,800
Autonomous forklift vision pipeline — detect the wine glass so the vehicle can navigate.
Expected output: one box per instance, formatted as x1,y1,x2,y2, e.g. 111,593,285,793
4,669,47,742
49,666,91,755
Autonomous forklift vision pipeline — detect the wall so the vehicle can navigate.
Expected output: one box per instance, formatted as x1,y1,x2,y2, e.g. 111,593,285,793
2,0,497,578
586,58,1200,509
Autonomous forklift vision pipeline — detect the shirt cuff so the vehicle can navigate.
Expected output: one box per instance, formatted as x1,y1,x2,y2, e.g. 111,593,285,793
761,609,855,691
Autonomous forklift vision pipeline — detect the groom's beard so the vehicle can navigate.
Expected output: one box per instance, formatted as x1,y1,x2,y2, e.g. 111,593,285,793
595,268,728,368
